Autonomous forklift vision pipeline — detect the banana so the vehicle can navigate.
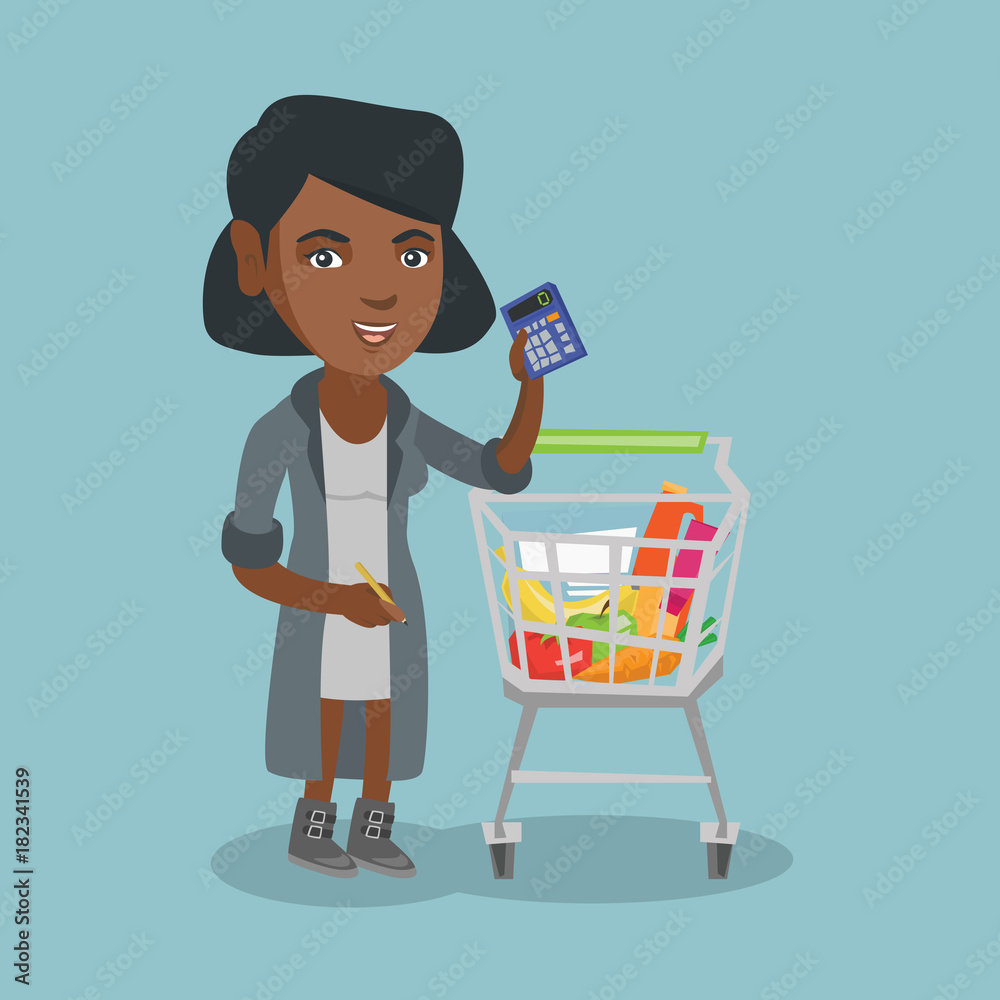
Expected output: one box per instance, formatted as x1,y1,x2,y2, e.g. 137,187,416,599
494,546,638,623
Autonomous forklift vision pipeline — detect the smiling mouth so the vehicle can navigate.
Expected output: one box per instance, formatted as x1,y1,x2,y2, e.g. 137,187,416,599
352,320,397,345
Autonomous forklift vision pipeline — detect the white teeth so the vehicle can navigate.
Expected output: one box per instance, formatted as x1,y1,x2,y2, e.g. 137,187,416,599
353,322,396,333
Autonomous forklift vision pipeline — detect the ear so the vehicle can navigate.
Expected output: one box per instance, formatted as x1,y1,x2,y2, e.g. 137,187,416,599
230,220,266,296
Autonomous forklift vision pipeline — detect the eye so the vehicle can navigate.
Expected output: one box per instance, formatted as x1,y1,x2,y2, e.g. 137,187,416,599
306,248,343,268
400,248,429,269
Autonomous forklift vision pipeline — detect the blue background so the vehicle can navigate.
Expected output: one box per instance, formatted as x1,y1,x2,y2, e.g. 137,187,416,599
5,0,999,996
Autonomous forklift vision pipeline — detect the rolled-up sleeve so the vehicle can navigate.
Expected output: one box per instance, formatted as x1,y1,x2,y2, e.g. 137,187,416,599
479,436,532,494
413,407,532,495
221,403,290,569
221,513,283,569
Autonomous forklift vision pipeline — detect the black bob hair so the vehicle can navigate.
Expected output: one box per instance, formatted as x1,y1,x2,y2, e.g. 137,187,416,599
203,95,496,355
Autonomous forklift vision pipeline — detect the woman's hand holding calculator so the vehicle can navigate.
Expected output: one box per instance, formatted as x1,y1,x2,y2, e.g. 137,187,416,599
509,328,536,383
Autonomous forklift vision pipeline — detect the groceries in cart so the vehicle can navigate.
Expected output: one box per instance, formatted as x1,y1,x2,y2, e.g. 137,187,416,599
497,550,639,622
506,606,638,680
497,478,727,683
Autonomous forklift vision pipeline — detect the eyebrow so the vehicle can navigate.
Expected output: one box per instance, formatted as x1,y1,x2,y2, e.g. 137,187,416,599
296,229,350,243
391,229,435,244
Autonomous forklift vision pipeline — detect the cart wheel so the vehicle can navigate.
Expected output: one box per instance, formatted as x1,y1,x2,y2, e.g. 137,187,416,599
707,842,733,880
489,841,515,879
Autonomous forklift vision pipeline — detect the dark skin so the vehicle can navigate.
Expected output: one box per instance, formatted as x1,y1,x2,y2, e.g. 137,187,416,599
229,175,543,798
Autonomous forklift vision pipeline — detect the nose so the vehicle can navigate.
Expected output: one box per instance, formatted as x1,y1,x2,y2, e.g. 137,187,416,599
360,294,397,311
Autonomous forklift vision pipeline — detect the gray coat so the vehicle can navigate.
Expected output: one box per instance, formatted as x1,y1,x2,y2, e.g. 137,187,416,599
221,366,531,781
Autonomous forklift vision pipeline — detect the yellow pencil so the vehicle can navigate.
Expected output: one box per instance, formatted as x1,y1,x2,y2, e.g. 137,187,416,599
355,561,407,625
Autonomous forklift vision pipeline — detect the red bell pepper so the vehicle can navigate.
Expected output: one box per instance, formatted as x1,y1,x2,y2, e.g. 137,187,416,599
509,631,593,680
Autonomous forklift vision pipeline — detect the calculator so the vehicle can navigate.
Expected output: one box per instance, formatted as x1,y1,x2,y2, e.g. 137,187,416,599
500,282,587,379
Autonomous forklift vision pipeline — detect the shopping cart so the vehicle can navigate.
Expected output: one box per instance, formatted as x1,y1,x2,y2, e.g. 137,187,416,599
470,430,749,880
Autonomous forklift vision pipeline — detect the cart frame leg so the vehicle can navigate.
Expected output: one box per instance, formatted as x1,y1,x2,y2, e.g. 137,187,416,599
684,701,728,840
493,703,537,839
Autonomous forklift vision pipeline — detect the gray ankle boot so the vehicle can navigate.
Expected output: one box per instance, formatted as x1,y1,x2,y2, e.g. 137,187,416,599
346,797,416,878
287,798,357,877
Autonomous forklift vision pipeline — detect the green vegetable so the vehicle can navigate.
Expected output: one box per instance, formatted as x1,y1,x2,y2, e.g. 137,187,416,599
676,616,719,646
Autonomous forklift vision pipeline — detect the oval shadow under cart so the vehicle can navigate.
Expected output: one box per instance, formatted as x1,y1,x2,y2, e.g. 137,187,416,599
212,816,791,907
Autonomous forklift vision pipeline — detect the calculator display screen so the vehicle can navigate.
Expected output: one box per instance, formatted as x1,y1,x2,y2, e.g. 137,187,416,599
507,288,554,324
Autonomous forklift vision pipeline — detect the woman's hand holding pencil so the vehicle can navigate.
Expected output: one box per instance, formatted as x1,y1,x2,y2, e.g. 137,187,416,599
350,562,407,627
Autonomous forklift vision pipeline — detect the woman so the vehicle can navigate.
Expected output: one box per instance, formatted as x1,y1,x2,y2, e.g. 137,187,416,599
204,96,542,879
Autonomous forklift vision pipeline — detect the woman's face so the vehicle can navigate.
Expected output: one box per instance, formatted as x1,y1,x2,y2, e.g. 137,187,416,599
259,175,444,376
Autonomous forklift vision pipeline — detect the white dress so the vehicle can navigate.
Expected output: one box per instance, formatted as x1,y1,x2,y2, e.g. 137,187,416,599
318,413,392,701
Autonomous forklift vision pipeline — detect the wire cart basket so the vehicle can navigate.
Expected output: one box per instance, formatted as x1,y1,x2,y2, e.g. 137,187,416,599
470,430,749,880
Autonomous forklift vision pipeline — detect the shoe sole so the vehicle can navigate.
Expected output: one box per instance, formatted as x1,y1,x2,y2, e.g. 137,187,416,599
349,855,417,878
288,853,358,878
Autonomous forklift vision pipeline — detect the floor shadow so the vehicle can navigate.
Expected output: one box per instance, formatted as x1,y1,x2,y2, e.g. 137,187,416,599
213,816,792,907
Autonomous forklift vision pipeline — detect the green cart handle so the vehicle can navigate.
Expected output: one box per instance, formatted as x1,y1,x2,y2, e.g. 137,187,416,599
531,429,708,454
